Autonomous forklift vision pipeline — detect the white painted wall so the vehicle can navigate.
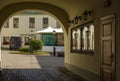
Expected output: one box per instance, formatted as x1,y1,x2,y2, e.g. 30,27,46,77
1,13,58,48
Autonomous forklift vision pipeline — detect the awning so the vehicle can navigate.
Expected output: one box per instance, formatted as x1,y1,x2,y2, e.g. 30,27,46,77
34,26,63,34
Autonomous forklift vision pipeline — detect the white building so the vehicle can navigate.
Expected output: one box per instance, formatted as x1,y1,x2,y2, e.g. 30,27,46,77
1,12,62,49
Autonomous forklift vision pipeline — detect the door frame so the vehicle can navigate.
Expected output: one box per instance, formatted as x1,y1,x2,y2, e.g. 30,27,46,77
100,14,116,81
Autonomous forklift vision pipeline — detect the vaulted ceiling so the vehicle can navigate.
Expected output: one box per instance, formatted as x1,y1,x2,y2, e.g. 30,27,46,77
0,0,101,18
0,0,101,32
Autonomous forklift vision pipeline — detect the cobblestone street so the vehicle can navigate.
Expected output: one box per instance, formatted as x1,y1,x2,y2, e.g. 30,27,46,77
1,50,64,81
1,50,64,69
0,50,87,81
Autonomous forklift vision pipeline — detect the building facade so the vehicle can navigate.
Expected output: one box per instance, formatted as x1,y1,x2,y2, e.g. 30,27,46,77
0,0,120,81
1,12,62,49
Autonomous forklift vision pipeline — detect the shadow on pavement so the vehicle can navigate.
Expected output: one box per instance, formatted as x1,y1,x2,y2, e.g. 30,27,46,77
35,56,64,69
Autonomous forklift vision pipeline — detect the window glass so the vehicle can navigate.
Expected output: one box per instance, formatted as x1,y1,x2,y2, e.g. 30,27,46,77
29,17,35,28
13,18,19,28
43,17,48,28
71,22,94,55
3,36,9,45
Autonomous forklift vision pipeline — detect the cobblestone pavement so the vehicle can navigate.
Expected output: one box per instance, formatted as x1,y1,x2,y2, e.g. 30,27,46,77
2,69,63,81
0,50,87,81
1,50,64,81
1,50,64,69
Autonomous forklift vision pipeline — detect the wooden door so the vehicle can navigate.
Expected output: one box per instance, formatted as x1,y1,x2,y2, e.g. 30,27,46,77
101,15,115,81
42,34,55,46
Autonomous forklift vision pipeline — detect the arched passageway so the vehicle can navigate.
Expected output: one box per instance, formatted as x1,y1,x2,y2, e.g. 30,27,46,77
0,0,119,81
0,1,69,67
0,2,69,33
0,2,69,81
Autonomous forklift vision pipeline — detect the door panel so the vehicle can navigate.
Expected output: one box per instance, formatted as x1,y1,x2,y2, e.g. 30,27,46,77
103,40,112,65
101,15,115,81
103,69,112,81
103,23,112,36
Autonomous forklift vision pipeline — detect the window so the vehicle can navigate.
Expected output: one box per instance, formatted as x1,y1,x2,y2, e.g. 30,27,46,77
72,28,81,50
43,17,48,28
71,21,94,55
56,22,60,28
25,37,29,45
4,20,9,28
29,18,35,28
3,36,9,45
13,18,19,28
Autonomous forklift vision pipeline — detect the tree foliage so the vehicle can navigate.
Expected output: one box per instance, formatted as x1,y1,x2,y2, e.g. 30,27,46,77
30,39,43,50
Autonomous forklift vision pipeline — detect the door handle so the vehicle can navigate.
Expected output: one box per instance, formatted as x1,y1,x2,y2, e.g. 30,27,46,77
110,54,113,58
110,54,114,62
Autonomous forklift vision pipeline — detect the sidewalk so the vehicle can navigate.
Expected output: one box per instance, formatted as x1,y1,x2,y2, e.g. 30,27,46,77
1,50,64,81
1,50,64,69
41,46,64,56
41,46,64,52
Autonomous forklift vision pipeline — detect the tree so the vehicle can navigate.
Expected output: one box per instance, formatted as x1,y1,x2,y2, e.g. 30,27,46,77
29,39,43,51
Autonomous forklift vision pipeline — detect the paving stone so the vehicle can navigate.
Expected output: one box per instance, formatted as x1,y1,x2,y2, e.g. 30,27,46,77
2,69,63,81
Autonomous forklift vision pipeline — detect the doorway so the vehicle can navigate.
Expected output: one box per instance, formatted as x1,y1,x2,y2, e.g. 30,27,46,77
101,15,116,81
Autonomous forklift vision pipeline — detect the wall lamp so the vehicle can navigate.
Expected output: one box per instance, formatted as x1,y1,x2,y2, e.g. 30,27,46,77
68,20,74,27
74,16,82,24
68,10,92,27
74,16,79,24
68,16,82,27
83,11,92,21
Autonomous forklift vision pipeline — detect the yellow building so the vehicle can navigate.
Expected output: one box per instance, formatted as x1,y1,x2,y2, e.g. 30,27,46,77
0,0,120,81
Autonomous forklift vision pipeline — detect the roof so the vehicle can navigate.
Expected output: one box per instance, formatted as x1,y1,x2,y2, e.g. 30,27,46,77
34,26,63,34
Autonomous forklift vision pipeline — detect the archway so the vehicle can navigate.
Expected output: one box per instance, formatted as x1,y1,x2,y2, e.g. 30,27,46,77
0,2,68,80
0,2,69,33
0,1,69,66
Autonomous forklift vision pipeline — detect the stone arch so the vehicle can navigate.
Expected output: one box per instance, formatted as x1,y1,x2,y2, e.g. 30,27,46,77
0,2,69,34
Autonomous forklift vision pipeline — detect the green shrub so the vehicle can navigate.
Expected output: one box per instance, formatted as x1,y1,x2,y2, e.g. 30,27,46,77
30,39,43,50
18,47,29,52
